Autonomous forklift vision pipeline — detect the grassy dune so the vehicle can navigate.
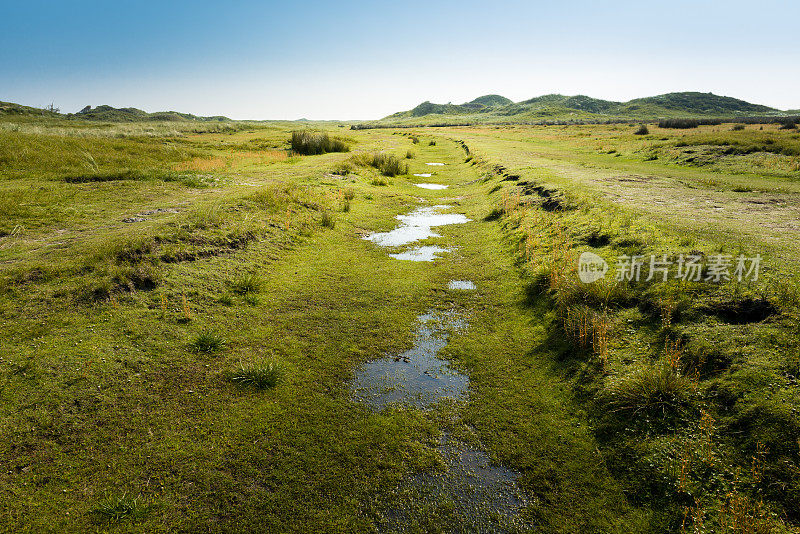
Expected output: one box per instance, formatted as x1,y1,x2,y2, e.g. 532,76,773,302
1,116,798,532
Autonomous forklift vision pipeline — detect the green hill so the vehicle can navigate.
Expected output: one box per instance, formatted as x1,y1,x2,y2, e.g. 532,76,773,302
0,101,60,118
468,94,512,107
66,105,230,122
370,91,789,127
625,92,773,114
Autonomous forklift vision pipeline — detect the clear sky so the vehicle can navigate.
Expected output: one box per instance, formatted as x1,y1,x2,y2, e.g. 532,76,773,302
2,0,798,120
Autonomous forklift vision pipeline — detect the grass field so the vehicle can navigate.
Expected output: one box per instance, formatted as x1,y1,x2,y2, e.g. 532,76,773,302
1,116,798,533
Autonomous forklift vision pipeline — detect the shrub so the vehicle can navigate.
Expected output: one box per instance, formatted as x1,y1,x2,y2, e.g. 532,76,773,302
634,124,650,135
429,140,436,146
290,131,349,155
658,118,701,129
731,124,746,131
779,119,798,130
228,359,284,389
190,330,225,353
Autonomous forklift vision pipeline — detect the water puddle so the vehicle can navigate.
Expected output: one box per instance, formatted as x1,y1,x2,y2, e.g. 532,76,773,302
351,312,468,409
414,183,449,190
426,162,446,166
413,173,433,177
389,245,450,262
363,205,470,249
448,280,476,290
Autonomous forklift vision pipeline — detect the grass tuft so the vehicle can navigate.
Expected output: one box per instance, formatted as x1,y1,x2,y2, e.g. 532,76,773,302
91,493,148,523
230,273,261,295
227,358,285,389
320,210,336,228
604,363,692,415
190,330,226,353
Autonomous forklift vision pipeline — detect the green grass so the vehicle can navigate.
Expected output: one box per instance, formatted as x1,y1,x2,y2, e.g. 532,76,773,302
1,116,798,533
90,493,149,523
227,358,285,389
230,273,262,295
190,330,226,353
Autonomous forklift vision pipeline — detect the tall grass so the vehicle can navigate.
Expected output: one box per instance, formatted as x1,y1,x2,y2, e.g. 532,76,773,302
350,153,408,176
290,131,349,155
227,359,285,389
230,273,261,295
190,330,226,353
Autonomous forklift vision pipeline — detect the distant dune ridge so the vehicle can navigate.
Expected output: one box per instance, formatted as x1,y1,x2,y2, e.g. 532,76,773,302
0,102,230,122
376,91,793,126
1,91,796,124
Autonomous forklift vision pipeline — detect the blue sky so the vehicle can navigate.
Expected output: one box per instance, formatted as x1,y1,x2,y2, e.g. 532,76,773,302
2,0,798,119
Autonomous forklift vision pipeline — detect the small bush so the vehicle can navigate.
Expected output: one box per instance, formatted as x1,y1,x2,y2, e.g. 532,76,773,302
320,210,335,228
228,359,284,389
658,118,701,129
779,119,798,130
731,124,746,131
191,330,225,353
230,273,261,295
429,140,436,146
634,124,650,135
290,131,349,155
342,188,355,201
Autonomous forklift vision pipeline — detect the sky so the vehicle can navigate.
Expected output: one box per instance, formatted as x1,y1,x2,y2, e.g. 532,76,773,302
2,0,798,120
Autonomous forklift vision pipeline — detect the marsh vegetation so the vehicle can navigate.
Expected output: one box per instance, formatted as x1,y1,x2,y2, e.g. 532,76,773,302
1,111,798,533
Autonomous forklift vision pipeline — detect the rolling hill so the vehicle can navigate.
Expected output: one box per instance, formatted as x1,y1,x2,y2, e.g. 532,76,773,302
67,105,230,122
0,102,230,122
372,92,790,127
